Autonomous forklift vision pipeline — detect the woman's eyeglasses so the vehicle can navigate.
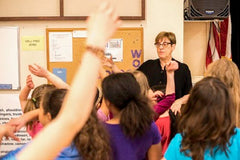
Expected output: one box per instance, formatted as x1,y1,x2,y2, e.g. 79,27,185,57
155,42,172,48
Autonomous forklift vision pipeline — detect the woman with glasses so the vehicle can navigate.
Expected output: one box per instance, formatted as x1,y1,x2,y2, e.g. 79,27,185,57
104,31,192,115
138,31,192,115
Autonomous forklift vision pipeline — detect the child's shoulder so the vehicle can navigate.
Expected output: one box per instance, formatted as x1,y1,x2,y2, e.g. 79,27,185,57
235,127,240,135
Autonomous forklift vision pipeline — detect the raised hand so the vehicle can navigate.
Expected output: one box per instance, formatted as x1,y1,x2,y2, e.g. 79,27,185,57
165,61,179,72
16,2,121,160
153,90,164,98
20,74,35,111
86,2,121,49
28,64,48,78
102,55,114,68
26,75,34,89
102,54,122,73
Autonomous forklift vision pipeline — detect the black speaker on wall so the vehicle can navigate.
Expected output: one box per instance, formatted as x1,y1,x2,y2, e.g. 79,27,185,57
184,0,230,20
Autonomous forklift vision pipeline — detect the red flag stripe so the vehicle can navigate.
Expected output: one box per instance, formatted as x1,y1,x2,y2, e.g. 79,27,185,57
206,15,232,68
212,21,221,58
206,22,220,68
206,43,213,67
220,17,229,57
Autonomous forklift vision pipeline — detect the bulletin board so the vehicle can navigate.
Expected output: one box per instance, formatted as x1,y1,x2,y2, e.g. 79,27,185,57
46,27,143,85
0,27,20,90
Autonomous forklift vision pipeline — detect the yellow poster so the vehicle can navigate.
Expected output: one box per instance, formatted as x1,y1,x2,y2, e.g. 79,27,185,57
21,36,44,51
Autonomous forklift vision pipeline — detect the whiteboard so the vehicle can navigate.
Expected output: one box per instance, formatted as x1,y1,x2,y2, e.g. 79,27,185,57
0,27,20,90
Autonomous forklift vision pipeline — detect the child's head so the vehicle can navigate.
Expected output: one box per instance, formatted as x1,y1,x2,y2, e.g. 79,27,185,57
132,70,150,96
24,84,55,114
102,72,142,111
39,88,67,126
205,58,240,127
178,77,235,159
102,72,154,138
205,58,239,91
39,87,111,160
132,70,156,104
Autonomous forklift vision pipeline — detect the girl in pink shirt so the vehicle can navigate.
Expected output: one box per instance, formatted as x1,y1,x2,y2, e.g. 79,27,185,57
19,75,55,138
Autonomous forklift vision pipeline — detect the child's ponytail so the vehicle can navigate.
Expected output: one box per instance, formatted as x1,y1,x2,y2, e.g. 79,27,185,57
120,95,154,138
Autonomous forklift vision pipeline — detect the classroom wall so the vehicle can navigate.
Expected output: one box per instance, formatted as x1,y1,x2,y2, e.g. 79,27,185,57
184,22,209,79
0,0,207,94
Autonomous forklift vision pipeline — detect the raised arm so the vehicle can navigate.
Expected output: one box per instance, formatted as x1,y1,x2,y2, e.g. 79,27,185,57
153,61,178,117
19,75,34,111
7,109,40,132
103,55,122,73
99,56,122,80
165,61,178,95
170,64,192,115
16,2,121,160
28,64,70,89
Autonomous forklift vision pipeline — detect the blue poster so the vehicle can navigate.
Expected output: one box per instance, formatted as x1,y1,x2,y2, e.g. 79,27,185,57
52,68,67,82
0,84,12,90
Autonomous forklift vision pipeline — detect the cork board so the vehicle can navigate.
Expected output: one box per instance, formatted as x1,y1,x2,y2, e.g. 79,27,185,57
46,27,143,85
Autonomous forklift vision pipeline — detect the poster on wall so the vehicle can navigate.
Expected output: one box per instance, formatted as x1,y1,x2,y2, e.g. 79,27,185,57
105,39,123,62
49,32,73,62
0,94,31,157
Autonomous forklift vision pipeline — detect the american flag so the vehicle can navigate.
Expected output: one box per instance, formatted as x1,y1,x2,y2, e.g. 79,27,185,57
206,15,232,68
